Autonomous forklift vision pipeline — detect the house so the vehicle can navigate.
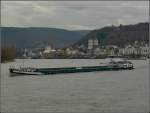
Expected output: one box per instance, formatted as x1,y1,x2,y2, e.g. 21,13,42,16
140,44,149,57
88,38,99,50
43,46,52,54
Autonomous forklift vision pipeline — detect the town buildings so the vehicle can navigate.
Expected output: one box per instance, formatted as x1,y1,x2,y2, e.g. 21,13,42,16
119,44,149,58
21,39,149,59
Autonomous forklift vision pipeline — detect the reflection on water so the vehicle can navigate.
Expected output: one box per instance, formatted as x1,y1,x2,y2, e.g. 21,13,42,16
1,59,149,112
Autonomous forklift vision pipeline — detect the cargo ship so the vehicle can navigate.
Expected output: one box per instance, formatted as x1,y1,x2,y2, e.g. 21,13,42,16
9,58,134,76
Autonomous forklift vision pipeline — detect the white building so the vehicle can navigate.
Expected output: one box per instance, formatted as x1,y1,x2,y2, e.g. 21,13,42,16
66,48,78,55
88,38,99,49
94,48,106,56
93,38,98,46
119,44,149,57
88,39,93,49
119,48,125,55
43,46,52,54
140,45,149,56
119,46,138,55
22,48,28,58
110,50,115,56
125,47,135,55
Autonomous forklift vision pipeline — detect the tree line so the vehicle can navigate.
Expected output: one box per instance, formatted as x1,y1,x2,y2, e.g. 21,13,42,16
1,46,16,63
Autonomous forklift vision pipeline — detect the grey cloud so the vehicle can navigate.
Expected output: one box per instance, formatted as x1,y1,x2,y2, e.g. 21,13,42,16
1,1,149,30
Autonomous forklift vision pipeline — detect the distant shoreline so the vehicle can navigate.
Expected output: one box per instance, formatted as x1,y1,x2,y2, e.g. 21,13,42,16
1,59,15,63
15,58,149,60
1,58,148,63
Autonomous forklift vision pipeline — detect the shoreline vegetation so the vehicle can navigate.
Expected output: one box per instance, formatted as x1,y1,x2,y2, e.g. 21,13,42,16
1,46,16,63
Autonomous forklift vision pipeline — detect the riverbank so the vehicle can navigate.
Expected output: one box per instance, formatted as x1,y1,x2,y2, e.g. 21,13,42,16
16,57,149,60
1,59,15,63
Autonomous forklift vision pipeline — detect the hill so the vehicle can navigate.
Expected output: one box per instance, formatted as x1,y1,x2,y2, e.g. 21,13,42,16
1,27,89,49
74,22,149,47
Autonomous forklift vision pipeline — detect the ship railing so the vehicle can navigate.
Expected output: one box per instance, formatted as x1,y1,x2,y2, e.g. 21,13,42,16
19,67,36,72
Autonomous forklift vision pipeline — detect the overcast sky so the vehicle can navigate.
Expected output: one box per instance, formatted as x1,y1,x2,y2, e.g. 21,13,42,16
1,1,149,30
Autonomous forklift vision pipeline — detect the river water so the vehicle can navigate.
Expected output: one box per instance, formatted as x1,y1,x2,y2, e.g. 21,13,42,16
1,59,149,112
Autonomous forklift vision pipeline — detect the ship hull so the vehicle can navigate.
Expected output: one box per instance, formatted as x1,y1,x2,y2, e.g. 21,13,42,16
9,65,134,76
